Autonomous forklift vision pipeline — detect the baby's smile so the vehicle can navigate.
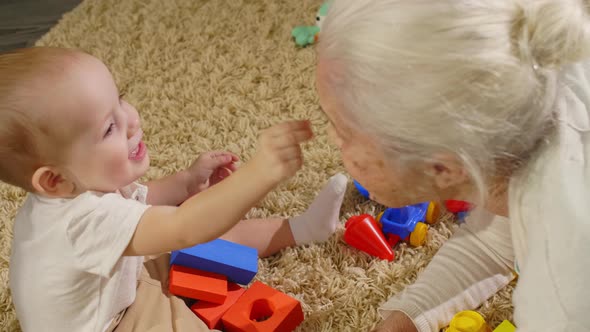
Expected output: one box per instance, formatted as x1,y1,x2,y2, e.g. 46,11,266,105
128,129,147,161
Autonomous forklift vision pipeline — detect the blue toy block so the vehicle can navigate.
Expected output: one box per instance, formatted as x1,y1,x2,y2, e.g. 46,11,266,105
170,239,258,285
353,180,370,199
379,202,430,238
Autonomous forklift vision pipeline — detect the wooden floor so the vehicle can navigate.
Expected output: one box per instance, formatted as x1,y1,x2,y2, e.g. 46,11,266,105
0,0,82,52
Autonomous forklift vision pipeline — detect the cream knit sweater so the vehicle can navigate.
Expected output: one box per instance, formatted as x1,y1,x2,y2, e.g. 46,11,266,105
379,62,590,332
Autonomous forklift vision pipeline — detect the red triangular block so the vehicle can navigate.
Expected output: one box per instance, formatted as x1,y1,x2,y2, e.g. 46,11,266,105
344,214,395,261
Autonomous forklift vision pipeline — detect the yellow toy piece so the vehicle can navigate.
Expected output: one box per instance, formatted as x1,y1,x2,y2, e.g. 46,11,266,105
493,320,516,332
409,222,428,247
446,311,491,332
425,201,440,224
376,211,384,225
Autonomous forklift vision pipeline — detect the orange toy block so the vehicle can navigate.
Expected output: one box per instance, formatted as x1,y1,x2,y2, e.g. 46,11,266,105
168,265,228,304
191,282,246,330
221,281,304,332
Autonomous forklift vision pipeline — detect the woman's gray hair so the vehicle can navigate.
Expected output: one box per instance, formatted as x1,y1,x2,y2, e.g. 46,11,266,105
318,0,590,203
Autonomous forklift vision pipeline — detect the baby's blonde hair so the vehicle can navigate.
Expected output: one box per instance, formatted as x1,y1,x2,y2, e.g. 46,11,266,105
0,47,76,191
318,0,590,202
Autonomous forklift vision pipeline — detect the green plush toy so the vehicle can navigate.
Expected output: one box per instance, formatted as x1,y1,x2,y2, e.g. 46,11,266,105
292,2,330,47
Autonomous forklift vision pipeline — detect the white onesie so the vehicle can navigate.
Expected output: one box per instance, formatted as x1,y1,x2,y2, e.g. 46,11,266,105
10,183,150,332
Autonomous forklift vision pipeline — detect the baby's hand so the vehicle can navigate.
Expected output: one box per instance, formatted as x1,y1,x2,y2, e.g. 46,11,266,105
250,120,314,183
186,151,239,195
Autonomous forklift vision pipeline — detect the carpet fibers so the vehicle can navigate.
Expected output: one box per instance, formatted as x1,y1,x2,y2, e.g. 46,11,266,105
0,0,514,331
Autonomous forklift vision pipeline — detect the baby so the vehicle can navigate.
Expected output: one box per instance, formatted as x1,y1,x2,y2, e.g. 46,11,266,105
0,47,347,332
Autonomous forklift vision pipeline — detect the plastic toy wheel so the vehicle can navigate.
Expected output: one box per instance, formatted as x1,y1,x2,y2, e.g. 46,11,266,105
425,201,440,224
409,222,428,247
375,212,383,223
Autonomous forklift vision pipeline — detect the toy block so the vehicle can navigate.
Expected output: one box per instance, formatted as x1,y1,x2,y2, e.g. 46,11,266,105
344,214,394,261
191,282,246,330
171,239,258,285
493,320,516,332
169,265,228,304
221,281,304,332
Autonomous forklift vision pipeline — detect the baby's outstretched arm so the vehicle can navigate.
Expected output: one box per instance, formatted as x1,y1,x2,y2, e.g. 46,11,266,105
123,120,313,256
143,151,238,206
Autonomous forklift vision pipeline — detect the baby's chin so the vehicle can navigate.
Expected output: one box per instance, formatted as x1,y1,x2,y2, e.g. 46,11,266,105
133,157,151,181
113,157,151,191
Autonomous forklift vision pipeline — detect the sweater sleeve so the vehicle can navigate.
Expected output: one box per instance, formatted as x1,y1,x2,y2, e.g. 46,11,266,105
379,211,516,332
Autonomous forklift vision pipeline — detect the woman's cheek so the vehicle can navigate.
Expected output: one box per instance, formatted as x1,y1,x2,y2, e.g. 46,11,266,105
341,146,375,185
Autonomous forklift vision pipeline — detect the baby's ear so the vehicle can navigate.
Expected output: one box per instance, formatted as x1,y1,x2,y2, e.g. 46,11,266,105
31,166,75,197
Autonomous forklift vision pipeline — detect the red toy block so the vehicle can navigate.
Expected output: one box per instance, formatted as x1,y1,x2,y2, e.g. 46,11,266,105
169,265,228,304
191,282,246,330
344,214,395,261
221,281,304,332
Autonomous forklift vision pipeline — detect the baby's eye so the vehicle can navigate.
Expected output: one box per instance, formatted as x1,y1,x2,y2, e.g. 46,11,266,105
104,123,115,138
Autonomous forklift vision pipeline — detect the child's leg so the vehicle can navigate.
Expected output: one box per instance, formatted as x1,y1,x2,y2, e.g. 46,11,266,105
220,218,294,257
220,173,348,257
110,254,218,332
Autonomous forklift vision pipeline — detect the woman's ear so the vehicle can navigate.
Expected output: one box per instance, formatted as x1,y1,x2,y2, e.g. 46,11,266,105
31,166,76,197
427,153,469,190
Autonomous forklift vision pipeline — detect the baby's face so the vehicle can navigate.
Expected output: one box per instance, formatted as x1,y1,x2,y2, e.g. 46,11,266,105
46,53,150,193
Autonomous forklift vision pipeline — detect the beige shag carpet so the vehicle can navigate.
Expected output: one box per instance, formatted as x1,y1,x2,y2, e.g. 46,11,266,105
0,0,515,331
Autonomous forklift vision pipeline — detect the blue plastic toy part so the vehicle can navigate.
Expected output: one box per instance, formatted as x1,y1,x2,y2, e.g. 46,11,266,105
170,239,258,285
353,180,370,199
457,211,469,224
378,202,431,239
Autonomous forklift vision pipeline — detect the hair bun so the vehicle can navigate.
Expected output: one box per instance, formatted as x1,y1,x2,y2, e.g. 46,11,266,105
512,0,590,69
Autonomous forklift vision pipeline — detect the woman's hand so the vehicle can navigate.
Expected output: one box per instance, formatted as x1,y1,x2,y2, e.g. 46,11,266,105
371,311,418,332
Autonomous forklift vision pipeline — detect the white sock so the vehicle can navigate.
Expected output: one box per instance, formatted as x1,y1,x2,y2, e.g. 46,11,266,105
289,173,348,245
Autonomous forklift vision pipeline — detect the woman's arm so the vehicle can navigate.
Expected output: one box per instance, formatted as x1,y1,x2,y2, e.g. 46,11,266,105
375,211,516,332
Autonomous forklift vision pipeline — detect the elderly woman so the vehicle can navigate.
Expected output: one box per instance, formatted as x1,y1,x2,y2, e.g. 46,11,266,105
316,0,590,331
